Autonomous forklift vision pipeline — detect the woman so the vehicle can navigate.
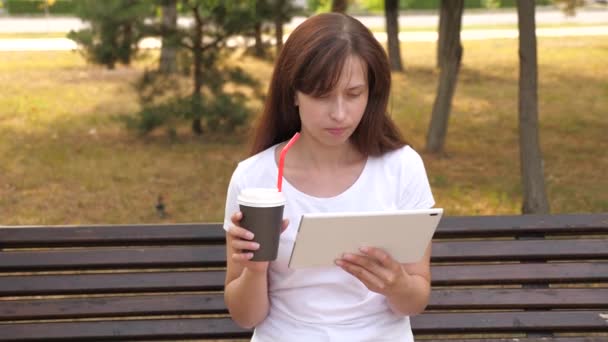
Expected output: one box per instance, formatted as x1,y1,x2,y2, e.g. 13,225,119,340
223,12,435,341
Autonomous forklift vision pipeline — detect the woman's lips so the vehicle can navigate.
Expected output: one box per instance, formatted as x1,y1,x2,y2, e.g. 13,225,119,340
327,128,346,136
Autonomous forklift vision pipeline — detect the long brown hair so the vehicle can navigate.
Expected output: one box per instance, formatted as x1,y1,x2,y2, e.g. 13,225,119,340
250,12,406,156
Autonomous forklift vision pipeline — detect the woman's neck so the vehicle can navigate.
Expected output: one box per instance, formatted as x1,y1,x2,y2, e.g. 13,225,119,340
284,135,364,171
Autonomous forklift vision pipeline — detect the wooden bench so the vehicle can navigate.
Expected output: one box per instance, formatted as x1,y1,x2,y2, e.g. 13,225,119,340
1,213,607,341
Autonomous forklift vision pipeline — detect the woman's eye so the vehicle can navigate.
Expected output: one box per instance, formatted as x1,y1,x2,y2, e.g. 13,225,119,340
348,92,362,98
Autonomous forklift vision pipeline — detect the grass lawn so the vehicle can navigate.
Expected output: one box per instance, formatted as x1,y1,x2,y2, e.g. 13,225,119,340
0,36,606,225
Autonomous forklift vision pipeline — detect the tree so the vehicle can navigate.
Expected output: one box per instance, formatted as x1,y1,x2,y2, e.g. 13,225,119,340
68,0,154,69
248,0,301,58
182,0,257,134
252,0,272,57
159,0,178,73
517,0,550,213
426,0,464,154
554,0,585,16
331,0,348,13
384,0,403,71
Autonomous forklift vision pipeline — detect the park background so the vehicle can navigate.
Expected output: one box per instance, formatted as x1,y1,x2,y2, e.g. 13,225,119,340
0,0,606,225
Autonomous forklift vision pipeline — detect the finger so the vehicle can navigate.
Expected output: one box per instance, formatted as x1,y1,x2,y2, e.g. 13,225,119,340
232,252,253,262
280,218,290,233
230,239,260,251
360,247,401,273
342,253,383,274
345,251,397,285
230,211,243,225
337,259,385,291
227,225,254,240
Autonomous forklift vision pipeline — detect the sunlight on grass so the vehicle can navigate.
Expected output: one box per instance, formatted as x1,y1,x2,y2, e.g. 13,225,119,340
0,36,606,224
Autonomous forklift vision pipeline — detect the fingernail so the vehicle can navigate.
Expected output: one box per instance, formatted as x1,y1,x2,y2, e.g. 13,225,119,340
246,233,254,239
335,259,343,266
360,246,370,253
252,242,260,249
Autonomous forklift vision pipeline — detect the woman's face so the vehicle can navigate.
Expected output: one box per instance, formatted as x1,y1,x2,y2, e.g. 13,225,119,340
295,55,369,148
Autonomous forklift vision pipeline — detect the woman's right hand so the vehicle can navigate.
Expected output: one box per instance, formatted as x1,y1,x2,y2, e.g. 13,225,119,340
227,211,289,274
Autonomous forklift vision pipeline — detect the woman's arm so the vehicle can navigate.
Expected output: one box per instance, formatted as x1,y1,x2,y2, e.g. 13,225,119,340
223,213,271,329
385,244,431,315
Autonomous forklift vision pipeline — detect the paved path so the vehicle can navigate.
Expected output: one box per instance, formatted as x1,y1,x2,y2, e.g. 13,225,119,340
1,25,607,51
1,8,607,51
0,7,607,33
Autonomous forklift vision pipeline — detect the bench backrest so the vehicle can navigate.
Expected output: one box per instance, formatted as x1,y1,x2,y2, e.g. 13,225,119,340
1,213,607,341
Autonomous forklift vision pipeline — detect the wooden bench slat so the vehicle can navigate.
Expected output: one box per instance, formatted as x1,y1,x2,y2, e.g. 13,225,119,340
2,239,606,271
428,288,608,310
3,288,607,321
419,338,608,342
0,224,225,248
2,214,606,248
411,310,608,333
0,311,605,341
0,271,225,296
0,318,251,341
0,246,226,271
431,239,608,262
0,293,226,321
1,262,605,296
435,213,608,237
432,262,608,285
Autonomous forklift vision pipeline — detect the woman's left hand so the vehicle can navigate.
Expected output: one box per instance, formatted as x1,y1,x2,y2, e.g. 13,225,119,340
335,247,411,297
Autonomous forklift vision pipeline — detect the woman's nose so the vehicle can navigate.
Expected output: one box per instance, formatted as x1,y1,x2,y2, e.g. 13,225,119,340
329,96,346,122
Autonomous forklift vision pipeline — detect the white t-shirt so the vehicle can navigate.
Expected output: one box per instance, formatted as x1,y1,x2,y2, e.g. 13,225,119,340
223,143,435,342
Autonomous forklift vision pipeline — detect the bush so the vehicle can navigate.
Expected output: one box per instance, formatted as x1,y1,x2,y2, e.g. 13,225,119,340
6,0,77,15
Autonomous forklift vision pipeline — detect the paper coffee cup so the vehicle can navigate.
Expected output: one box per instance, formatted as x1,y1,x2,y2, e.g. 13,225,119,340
237,188,286,261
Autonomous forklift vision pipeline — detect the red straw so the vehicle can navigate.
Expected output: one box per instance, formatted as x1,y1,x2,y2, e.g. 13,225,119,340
277,132,301,192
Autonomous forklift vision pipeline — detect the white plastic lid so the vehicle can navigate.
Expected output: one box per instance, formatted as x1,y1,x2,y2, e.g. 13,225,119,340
237,188,286,207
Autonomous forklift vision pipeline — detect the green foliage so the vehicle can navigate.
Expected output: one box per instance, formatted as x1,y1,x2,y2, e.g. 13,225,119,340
67,0,155,69
131,64,259,135
129,0,261,136
307,0,331,13
4,0,77,14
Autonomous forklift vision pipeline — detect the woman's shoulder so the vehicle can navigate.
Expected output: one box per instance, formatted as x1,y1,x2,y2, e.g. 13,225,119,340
237,145,276,170
379,144,424,165
230,144,278,185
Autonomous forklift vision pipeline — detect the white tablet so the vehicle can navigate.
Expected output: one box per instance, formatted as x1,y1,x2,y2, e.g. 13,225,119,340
288,208,443,269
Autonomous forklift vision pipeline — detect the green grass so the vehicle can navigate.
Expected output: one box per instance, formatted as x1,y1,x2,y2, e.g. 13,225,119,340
0,36,606,225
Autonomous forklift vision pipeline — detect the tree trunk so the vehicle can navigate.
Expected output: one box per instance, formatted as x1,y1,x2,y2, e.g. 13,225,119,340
385,0,403,71
254,21,264,57
121,22,133,65
517,0,550,214
437,2,447,68
191,5,203,135
332,0,348,13
426,0,464,154
159,0,178,74
275,16,283,56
